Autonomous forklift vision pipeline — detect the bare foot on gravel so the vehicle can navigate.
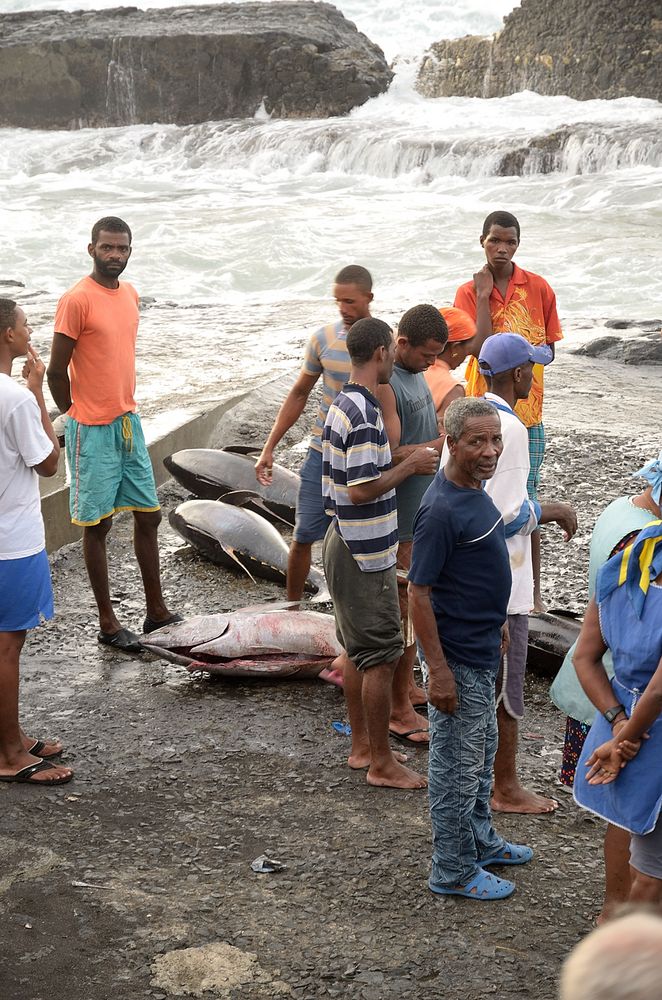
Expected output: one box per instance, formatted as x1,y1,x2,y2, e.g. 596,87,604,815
409,684,428,707
348,750,408,769
367,756,427,789
491,786,558,814
22,735,64,758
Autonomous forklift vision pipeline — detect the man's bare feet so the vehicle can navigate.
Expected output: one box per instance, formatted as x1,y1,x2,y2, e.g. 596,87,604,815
367,756,427,789
348,749,408,769
389,708,429,744
532,596,547,614
491,785,558,815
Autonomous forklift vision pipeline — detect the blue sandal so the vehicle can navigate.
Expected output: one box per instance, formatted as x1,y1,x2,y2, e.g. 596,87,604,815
428,867,515,901
481,842,533,867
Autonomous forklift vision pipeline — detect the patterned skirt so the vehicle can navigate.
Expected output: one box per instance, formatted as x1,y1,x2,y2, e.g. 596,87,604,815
560,716,590,788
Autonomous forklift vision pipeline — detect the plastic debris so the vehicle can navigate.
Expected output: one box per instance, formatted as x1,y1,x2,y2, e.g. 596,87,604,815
331,721,352,736
250,855,287,874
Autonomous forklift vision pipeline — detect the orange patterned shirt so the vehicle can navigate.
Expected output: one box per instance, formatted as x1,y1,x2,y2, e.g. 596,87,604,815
454,264,562,427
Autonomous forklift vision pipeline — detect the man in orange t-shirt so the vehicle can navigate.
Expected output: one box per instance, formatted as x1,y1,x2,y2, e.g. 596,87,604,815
454,211,562,610
47,217,179,651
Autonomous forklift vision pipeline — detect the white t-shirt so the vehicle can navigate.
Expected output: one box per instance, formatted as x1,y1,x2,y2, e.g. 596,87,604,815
0,373,53,559
440,392,539,615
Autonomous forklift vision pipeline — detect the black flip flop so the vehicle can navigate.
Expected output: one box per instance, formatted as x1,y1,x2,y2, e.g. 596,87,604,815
142,613,184,634
97,628,143,652
389,727,430,747
0,760,73,785
27,739,63,760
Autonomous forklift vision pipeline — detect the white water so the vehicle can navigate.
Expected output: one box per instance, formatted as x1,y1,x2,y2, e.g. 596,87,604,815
2,0,661,417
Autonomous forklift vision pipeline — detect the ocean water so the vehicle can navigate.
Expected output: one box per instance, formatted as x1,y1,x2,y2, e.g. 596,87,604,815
2,0,661,417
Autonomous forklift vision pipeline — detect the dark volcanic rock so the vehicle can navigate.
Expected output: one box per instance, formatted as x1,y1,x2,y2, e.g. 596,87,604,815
0,2,392,129
417,0,662,101
572,326,662,366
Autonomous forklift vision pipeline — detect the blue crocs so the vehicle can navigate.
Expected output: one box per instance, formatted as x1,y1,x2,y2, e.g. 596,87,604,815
428,867,515,901
481,842,533,867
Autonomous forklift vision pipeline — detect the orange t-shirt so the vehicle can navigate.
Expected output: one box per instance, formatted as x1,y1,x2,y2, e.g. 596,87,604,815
54,276,139,425
424,358,462,412
454,264,562,427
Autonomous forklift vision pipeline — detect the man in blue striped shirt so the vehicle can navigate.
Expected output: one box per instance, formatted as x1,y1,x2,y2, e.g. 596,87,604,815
322,317,438,790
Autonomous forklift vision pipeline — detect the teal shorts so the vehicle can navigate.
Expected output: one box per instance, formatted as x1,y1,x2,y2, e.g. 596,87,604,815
526,422,545,501
65,412,160,527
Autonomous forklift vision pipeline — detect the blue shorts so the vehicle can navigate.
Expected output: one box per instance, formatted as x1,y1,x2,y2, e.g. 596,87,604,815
66,412,160,527
293,446,333,544
527,422,545,501
0,549,54,631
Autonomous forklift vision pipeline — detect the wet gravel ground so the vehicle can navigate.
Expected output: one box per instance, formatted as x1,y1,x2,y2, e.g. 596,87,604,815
2,350,661,1000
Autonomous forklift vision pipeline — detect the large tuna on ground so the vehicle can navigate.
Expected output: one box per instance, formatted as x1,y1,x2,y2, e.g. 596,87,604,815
169,499,328,597
140,605,341,677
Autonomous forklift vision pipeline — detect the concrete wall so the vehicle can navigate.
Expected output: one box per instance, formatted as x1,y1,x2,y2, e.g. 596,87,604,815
42,396,244,553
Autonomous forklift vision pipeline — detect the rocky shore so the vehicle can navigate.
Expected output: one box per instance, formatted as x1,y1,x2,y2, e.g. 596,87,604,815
2,347,661,998
417,0,662,102
0,3,392,129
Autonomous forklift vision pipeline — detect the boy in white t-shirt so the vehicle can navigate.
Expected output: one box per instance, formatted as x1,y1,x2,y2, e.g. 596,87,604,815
0,298,73,784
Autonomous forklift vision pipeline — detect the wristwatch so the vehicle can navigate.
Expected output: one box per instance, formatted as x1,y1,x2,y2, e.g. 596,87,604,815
603,704,626,724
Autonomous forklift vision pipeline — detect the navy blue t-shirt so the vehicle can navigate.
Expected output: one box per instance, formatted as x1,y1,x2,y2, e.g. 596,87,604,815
409,470,511,668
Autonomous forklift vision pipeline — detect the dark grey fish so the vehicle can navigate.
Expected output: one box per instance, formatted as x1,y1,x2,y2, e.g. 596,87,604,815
164,448,299,525
169,499,327,596
527,610,581,677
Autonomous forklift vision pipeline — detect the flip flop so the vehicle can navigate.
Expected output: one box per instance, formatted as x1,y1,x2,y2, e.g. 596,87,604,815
389,727,429,746
142,613,184,634
481,842,533,867
0,760,73,785
27,739,63,760
98,628,143,652
429,867,515,901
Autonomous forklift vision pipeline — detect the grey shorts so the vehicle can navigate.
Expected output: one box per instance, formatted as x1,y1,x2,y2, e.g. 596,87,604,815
631,811,662,880
322,524,404,671
495,614,528,720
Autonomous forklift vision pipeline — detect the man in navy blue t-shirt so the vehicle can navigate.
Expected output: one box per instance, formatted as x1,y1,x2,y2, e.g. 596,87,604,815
409,396,532,901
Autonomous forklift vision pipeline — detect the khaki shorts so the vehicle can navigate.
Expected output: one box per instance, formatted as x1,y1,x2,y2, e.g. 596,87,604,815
322,525,404,671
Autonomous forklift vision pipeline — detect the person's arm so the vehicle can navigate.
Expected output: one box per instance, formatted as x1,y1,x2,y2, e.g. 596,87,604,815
255,371,319,484
538,501,577,541
408,582,457,713
542,282,562,363
18,346,60,477
574,599,618,714
437,384,464,427
347,446,438,504
46,331,76,414
374,383,443,464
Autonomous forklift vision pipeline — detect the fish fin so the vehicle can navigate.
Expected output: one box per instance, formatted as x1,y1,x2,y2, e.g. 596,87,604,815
221,445,261,455
222,490,259,507
221,543,257,583
309,588,332,605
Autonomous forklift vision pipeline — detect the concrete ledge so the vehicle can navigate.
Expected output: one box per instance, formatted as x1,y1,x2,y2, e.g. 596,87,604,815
42,396,244,553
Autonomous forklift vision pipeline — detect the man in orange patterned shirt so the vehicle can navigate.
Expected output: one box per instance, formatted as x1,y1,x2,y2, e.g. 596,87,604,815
454,211,562,611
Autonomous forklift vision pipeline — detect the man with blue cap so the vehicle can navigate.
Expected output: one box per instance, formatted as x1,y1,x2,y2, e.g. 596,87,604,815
478,333,577,814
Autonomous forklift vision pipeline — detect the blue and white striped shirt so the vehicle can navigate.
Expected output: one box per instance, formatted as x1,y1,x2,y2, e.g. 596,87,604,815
322,384,398,572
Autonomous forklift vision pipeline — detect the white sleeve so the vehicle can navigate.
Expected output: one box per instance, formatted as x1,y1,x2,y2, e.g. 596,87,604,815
485,420,538,534
8,395,54,468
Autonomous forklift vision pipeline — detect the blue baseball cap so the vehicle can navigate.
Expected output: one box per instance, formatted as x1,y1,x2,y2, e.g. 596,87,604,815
478,332,553,376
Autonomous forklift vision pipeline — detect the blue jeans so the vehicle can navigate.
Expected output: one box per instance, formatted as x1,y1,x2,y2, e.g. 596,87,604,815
429,660,506,888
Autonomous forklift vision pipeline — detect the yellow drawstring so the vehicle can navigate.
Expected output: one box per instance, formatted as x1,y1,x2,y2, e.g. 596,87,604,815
121,414,134,453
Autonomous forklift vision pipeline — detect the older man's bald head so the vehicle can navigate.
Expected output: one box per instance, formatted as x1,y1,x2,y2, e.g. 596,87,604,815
560,911,662,1000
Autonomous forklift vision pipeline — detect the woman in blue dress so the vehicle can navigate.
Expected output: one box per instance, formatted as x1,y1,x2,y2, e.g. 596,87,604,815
574,519,662,907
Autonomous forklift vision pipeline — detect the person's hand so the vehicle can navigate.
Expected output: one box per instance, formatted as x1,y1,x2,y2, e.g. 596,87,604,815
473,265,494,299
255,448,274,486
500,620,510,656
612,718,648,761
428,669,458,714
553,502,578,541
22,344,46,394
408,446,439,476
585,739,626,784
